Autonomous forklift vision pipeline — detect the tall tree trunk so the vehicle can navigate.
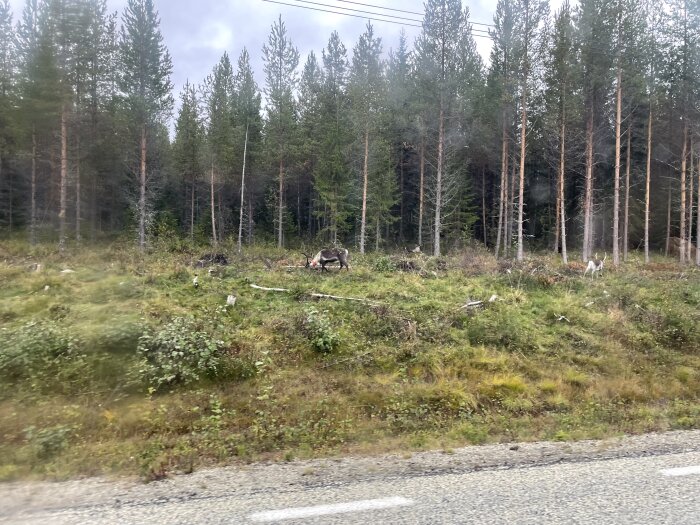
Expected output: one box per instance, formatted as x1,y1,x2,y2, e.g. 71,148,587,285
696,154,700,266
559,118,568,264
434,105,444,256
613,66,622,266
190,176,195,238
687,140,694,262
583,113,594,261
138,123,147,252
623,122,631,262
517,90,527,262
59,105,68,253
665,182,671,256
645,107,652,263
30,128,37,245
238,124,249,254
418,138,425,248
360,127,369,254
75,134,81,244
210,160,217,247
679,122,687,263
278,158,284,248
375,216,380,251
399,145,404,243
482,166,487,245
495,116,507,259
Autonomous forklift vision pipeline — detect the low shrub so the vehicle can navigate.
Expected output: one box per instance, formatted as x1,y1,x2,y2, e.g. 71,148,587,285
137,316,224,391
303,307,340,353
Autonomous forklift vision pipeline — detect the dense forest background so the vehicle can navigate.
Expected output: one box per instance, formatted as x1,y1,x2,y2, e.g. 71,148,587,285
0,0,699,264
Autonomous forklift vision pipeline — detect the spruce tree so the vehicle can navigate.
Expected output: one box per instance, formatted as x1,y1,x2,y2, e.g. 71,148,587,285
118,0,173,251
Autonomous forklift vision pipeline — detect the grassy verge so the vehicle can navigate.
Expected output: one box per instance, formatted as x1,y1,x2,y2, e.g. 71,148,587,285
0,238,698,481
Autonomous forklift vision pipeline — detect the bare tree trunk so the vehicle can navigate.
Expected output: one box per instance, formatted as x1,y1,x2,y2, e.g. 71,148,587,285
210,160,218,247
687,140,694,262
75,134,81,244
59,105,68,253
517,86,527,262
623,122,631,262
138,124,147,252
482,166,487,245
645,108,652,263
583,113,594,262
613,66,622,266
375,216,380,251
434,105,444,256
278,158,284,248
248,197,254,245
559,118,568,264
399,146,404,243
507,153,515,257
665,182,671,257
418,138,425,248
31,128,37,245
190,177,195,238
238,124,249,254
696,153,700,266
360,127,369,254
495,117,507,259
679,122,688,263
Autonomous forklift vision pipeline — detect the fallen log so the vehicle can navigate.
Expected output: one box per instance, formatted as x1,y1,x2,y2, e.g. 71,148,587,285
249,283,381,305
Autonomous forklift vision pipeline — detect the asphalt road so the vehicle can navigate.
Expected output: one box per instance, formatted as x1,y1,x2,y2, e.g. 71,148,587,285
2,432,699,524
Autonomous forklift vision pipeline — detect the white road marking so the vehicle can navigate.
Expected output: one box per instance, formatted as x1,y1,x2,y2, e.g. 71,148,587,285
660,465,700,477
248,496,415,522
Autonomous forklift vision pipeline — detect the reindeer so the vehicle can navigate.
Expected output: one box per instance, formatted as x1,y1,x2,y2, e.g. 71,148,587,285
303,248,350,272
584,253,606,278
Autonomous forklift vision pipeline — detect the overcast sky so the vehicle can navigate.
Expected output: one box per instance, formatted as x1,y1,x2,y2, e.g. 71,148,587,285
9,0,563,109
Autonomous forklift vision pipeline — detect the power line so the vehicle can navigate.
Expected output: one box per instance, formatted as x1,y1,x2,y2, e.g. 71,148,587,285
334,0,423,17
289,0,423,23
261,0,495,38
262,0,422,27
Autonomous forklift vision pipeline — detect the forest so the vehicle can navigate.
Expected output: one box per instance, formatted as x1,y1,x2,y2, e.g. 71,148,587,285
0,0,699,265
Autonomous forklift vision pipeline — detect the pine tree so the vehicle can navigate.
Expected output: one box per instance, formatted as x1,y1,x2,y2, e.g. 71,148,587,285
233,48,262,251
173,81,203,238
262,15,299,248
349,22,384,254
415,0,464,256
118,0,173,251
202,52,234,246
0,0,16,230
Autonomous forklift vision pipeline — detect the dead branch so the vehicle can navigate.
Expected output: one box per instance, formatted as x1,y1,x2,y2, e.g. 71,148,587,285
249,283,381,305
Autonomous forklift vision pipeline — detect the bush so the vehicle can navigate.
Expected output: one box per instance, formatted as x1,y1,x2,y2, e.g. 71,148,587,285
0,321,88,394
137,316,224,390
303,307,340,353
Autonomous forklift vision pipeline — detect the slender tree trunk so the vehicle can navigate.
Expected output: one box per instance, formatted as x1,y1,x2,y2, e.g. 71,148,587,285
517,91,527,261
554,168,560,254
645,108,652,263
434,105,444,256
59,105,68,253
238,124,249,254
375,216,380,251
687,140,693,261
278,158,284,248
248,197,254,244
680,122,687,263
482,166,487,245
583,113,594,261
210,160,217,247
190,176,195,238
495,116,507,259
138,123,147,252
75,134,81,244
559,118,568,264
613,66,622,266
360,127,369,254
399,146,404,243
696,154,700,266
418,138,425,248
29,128,36,245
623,122,631,262
665,182,671,256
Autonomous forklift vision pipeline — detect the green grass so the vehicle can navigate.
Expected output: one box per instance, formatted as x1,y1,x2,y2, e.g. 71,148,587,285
0,238,699,481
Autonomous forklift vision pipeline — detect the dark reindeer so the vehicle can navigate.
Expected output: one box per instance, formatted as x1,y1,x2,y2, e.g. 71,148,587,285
303,248,350,272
